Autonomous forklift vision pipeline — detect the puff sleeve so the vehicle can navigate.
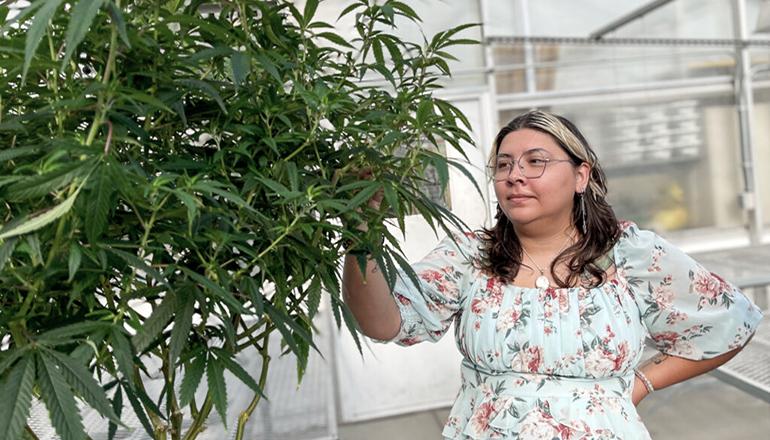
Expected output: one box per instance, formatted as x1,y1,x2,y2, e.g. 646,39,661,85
373,232,478,346
615,222,763,360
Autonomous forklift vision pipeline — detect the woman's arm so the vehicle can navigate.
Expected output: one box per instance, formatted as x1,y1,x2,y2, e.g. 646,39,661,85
342,253,402,340
631,344,747,405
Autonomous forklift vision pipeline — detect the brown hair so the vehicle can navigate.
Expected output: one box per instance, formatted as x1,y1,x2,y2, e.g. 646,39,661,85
475,110,621,288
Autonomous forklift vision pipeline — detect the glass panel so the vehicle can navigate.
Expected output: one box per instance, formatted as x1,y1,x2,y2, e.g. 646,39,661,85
498,94,746,233
751,80,770,230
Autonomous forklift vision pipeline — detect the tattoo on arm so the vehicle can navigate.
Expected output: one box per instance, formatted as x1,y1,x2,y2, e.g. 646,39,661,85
651,353,669,365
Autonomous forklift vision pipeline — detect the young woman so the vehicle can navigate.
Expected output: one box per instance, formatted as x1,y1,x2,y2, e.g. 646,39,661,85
342,110,763,439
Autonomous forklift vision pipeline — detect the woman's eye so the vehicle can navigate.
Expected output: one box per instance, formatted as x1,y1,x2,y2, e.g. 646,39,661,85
496,162,512,171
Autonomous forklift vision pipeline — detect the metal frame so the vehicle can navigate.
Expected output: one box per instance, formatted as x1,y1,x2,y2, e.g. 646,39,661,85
589,0,678,40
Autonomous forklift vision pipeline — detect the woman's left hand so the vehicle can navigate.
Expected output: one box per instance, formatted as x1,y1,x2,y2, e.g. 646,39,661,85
631,375,649,406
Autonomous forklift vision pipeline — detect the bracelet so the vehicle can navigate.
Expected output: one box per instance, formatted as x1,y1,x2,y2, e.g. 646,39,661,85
633,368,655,394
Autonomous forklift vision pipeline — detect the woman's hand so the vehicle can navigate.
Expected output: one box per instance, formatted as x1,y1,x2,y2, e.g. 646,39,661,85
631,375,649,406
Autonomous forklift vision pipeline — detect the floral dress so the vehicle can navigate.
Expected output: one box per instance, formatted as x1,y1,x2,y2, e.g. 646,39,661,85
375,222,763,439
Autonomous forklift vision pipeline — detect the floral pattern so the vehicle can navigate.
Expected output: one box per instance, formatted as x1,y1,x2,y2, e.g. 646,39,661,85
376,224,763,439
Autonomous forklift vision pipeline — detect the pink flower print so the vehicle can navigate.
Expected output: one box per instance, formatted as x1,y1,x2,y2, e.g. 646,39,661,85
394,293,412,306
665,309,688,325
495,308,522,331
398,336,419,346
647,246,664,272
652,285,674,309
558,290,571,314
651,331,680,351
469,400,496,436
526,346,543,372
471,297,488,315
692,269,721,299
612,341,629,371
618,219,634,231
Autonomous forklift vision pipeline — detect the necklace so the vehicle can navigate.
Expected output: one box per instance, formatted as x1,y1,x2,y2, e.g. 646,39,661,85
521,235,574,289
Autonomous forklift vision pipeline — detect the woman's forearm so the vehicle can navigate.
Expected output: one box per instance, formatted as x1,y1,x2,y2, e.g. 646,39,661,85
633,345,744,404
342,254,402,341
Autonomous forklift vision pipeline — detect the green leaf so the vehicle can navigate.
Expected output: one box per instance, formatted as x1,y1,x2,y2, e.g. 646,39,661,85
62,0,106,68
36,352,86,440
342,182,380,213
253,52,281,82
168,291,195,367
106,247,168,287
42,349,122,424
121,384,154,438
132,292,176,353
7,160,92,201
317,32,354,48
390,1,421,22
86,165,113,244
230,51,250,89
179,267,247,313
0,182,84,240
303,0,319,24
206,356,228,428
105,1,130,48
0,355,35,440
67,242,82,282
23,0,66,83
0,237,18,271
213,349,265,398
109,328,134,387
37,321,111,345
0,146,39,163
191,180,254,212
416,100,434,125
178,353,205,408
107,386,122,440
175,79,227,113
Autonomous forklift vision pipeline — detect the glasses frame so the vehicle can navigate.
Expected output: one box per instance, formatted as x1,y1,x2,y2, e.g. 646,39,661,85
490,154,574,180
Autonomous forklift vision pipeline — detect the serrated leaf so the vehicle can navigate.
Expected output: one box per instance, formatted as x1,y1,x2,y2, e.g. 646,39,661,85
67,242,82,282
176,79,227,113
37,321,111,345
36,353,86,440
317,32,353,48
0,182,84,240
23,0,66,83
0,237,18,271
253,52,281,82
105,1,130,48
106,247,168,287
107,386,122,440
306,276,322,319
342,182,380,213
122,384,154,438
213,349,265,399
179,267,246,313
191,180,254,212
206,356,228,428
42,349,122,424
132,292,176,353
168,292,195,367
86,166,112,244
62,0,106,68
178,354,205,407
0,355,35,440
230,51,249,89
303,0,319,25
110,328,134,387
7,160,91,201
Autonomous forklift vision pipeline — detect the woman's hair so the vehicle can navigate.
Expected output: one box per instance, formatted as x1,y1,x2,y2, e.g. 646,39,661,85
475,109,621,288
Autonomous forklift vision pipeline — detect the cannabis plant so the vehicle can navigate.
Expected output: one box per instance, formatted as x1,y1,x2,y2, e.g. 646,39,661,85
0,0,477,438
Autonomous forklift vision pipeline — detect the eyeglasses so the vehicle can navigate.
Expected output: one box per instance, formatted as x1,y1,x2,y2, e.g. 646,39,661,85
490,151,573,180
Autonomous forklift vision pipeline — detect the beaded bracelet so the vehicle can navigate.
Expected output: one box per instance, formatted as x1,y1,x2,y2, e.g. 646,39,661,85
634,368,655,394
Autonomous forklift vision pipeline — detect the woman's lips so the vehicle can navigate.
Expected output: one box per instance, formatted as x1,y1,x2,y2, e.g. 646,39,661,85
506,195,534,204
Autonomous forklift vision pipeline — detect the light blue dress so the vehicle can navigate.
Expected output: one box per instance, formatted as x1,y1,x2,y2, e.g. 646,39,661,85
376,222,763,439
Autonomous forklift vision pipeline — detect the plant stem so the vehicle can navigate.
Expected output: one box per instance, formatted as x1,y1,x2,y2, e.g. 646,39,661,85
182,393,213,440
24,424,40,440
234,332,271,440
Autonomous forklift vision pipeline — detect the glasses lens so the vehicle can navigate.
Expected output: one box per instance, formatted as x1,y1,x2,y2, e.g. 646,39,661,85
494,161,512,180
521,151,548,178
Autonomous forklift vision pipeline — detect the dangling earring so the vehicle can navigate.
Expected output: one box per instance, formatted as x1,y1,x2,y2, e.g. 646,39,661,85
578,191,587,233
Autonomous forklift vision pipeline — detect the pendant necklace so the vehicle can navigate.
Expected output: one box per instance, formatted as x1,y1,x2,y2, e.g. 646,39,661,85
521,236,574,289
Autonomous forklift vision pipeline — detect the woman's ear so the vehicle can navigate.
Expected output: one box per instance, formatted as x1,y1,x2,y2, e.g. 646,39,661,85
575,162,591,192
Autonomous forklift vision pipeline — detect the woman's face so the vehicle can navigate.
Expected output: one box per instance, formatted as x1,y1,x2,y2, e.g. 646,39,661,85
493,128,589,229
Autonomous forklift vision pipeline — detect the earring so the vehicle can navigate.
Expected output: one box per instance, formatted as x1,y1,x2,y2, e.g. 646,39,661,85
579,191,587,233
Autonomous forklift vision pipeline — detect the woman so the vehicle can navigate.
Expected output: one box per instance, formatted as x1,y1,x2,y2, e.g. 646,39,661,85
342,110,763,439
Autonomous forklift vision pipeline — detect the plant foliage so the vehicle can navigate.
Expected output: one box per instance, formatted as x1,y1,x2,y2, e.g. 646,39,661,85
0,0,477,438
